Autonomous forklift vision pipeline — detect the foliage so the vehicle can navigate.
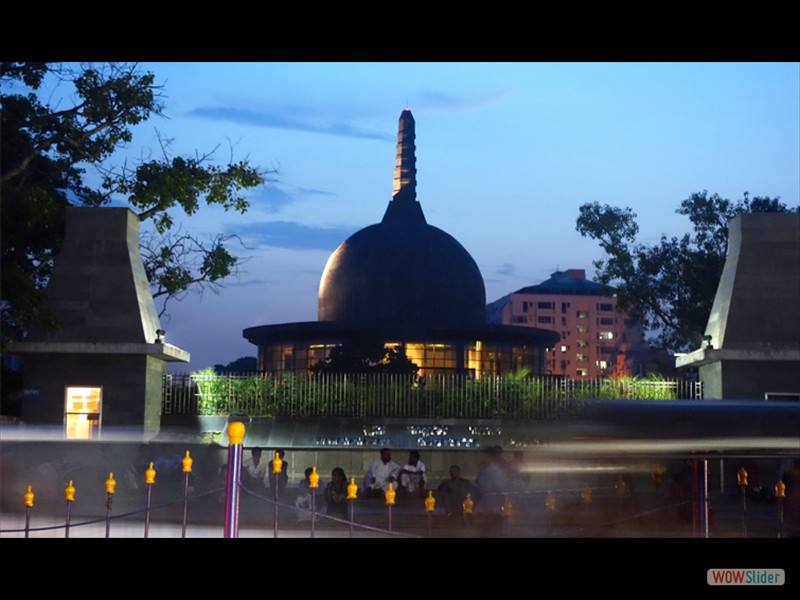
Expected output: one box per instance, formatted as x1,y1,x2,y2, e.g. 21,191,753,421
0,62,269,346
576,191,798,353
176,371,694,418
192,367,230,415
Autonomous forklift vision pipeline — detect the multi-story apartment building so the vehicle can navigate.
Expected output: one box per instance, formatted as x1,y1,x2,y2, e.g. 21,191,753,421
487,269,645,378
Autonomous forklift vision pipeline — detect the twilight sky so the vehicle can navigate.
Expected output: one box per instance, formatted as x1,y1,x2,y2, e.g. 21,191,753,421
110,62,798,371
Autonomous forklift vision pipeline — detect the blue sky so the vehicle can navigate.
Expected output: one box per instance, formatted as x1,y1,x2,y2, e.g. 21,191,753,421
112,62,799,371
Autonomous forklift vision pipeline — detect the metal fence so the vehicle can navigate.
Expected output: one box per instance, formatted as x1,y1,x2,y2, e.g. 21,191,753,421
162,372,703,419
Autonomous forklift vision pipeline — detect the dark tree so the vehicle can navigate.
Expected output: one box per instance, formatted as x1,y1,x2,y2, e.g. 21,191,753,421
213,356,258,374
1,62,269,346
576,191,798,353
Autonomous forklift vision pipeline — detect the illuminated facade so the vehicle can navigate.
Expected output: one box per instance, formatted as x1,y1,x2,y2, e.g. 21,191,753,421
244,110,558,377
487,269,645,378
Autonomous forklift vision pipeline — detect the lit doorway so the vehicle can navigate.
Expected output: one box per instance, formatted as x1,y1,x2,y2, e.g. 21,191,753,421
64,386,102,439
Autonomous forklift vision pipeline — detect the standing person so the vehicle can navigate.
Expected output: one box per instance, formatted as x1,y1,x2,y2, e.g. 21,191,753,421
242,447,268,490
437,465,476,517
325,467,349,519
475,445,511,536
397,450,427,498
363,447,401,498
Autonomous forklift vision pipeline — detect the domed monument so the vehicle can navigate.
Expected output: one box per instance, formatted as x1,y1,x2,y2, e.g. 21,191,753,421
319,109,485,327
244,109,558,376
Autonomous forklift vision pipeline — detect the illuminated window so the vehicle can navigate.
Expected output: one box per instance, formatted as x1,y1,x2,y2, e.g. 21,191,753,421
576,311,589,319
576,353,588,362
598,331,614,340
576,325,588,333
65,386,102,440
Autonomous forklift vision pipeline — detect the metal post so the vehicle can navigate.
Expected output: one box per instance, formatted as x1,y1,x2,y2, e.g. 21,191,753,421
385,483,396,535
425,490,436,536
347,477,358,538
23,485,34,539
309,466,319,539
698,459,709,538
737,466,748,538
105,473,116,539
224,422,246,538
775,480,786,538
144,462,156,538
181,451,193,539
64,480,75,539
272,450,283,539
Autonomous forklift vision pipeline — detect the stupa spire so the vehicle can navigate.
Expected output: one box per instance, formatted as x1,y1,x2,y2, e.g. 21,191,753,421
383,108,426,224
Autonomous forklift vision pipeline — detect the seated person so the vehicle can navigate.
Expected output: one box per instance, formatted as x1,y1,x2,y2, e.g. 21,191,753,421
363,447,401,498
437,465,476,517
242,447,268,490
397,450,426,497
325,467,349,519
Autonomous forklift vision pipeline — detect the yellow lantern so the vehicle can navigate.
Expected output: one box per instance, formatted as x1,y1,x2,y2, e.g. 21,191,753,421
425,490,436,512
182,450,193,473
65,480,76,502
145,462,156,485
347,477,358,500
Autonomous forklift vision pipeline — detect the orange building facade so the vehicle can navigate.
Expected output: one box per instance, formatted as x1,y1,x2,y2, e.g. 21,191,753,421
487,269,645,379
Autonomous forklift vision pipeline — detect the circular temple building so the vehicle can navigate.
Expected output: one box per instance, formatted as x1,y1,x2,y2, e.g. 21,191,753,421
244,109,559,376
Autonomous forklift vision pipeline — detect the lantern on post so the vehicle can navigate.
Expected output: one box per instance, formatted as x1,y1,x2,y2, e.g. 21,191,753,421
775,479,786,538
144,461,156,538
347,477,358,538
64,480,76,538
309,466,320,538
104,473,116,539
737,466,748,538
181,450,193,538
23,485,34,538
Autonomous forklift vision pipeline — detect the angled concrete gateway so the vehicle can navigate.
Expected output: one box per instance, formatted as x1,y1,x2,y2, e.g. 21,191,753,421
9,207,189,439
244,109,559,376
676,213,800,400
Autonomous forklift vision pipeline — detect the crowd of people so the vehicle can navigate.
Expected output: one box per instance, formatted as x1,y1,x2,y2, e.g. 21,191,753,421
236,444,531,532
233,446,800,538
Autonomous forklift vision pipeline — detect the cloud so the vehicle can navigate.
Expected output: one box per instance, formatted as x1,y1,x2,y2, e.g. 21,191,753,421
496,263,515,276
247,182,336,215
417,89,515,112
231,220,356,251
187,107,394,141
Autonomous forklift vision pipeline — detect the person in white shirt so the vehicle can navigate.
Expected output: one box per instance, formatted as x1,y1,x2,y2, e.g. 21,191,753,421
398,450,426,497
363,447,401,497
242,447,268,489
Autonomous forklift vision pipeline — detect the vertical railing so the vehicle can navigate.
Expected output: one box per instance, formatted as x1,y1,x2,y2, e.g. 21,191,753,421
162,372,703,418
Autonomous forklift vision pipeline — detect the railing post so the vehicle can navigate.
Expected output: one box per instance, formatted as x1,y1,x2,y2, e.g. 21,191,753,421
144,462,156,538
104,473,116,539
224,422,246,538
181,451,193,538
23,485,34,538
64,480,75,538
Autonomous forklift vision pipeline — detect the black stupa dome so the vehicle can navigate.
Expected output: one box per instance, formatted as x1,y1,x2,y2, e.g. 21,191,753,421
318,109,486,326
